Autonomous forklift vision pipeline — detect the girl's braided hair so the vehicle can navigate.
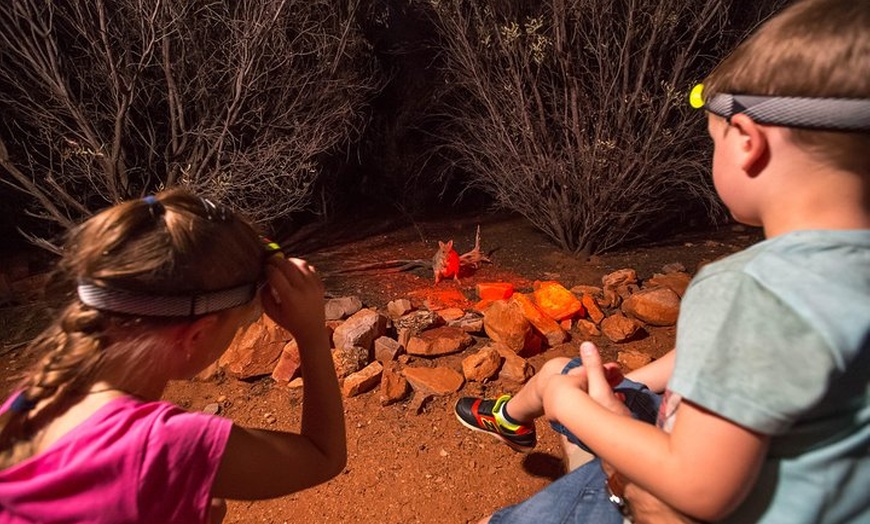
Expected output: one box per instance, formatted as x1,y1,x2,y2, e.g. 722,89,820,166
0,189,264,468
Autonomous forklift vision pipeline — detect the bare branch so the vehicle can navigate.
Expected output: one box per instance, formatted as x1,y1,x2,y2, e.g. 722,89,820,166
0,0,380,239
423,0,776,254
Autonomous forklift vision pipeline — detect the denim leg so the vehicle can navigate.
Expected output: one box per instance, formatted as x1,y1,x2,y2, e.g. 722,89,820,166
549,357,662,450
489,458,622,524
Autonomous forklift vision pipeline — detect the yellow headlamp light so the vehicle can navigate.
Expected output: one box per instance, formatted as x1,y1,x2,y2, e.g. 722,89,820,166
688,82,870,131
689,84,706,109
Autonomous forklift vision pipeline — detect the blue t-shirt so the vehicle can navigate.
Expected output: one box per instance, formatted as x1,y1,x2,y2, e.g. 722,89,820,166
666,230,870,523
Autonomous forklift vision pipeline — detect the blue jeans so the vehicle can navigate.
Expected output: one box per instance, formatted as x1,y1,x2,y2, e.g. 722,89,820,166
490,358,663,523
550,357,661,451
490,458,622,524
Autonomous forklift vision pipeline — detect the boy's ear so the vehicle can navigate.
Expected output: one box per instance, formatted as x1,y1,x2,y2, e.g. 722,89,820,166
729,113,769,176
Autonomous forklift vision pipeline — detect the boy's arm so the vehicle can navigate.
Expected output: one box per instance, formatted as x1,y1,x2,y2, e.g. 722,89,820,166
625,349,674,393
545,346,769,522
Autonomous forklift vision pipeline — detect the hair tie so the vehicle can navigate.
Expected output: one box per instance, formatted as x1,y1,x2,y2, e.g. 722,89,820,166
200,198,231,222
142,195,165,220
10,393,37,414
262,236,285,258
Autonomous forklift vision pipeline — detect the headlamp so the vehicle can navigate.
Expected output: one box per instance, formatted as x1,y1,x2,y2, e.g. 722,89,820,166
689,83,870,132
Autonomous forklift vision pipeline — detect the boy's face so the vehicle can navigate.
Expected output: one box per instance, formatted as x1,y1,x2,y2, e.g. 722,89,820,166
707,114,762,227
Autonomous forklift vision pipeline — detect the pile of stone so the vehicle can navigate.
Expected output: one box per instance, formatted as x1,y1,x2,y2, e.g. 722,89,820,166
212,264,691,409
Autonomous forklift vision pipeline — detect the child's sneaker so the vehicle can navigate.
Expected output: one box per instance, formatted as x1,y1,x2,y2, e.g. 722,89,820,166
454,395,536,452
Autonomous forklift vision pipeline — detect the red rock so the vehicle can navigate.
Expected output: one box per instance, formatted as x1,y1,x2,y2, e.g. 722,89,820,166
645,272,692,298
575,319,601,338
436,307,466,323
482,299,533,353
580,293,605,324
405,326,474,356
324,295,363,321
461,346,502,382
332,308,388,351
532,281,585,321
472,298,496,312
342,361,383,397
402,366,465,395
332,345,369,379
511,293,568,346
621,287,680,326
570,284,602,297
387,298,414,318
271,339,302,382
219,316,290,379
374,336,402,363
617,351,653,372
602,269,638,308
492,344,534,384
380,364,410,405
476,282,515,300
600,313,642,343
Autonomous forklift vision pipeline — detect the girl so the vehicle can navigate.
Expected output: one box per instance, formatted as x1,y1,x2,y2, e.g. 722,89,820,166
0,189,345,523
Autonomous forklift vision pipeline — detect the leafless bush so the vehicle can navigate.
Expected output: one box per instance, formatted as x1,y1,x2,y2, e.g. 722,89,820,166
422,0,781,255
0,0,379,240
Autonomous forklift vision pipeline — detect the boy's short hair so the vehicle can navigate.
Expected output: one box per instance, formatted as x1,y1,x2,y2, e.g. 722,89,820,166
703,0,870,172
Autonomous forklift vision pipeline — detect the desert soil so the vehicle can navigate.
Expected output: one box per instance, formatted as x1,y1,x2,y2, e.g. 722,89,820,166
0,212,762,523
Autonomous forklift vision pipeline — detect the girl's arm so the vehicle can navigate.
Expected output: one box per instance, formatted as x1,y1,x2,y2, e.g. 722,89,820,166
544,346,768,522
211,257,346,500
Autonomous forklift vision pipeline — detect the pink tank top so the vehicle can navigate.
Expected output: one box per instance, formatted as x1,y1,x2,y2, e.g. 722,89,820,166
0,395,232,523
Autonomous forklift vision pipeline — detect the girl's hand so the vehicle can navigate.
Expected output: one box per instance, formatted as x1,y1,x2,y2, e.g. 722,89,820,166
261,257,326,342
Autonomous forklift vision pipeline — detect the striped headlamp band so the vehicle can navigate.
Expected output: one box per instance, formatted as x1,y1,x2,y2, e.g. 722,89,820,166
77,280,257,317
76,237,284,317
689,84,870,132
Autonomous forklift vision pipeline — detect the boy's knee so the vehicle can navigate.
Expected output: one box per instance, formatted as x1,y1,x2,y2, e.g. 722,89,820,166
539,356,573,377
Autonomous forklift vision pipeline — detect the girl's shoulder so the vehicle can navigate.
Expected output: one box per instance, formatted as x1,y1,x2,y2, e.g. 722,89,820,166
0,396,231,523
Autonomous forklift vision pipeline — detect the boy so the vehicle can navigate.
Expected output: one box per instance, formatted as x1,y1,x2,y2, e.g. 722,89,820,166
455,0,870,522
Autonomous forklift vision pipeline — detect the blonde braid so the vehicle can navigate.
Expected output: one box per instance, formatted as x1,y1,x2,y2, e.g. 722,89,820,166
0,302,107,468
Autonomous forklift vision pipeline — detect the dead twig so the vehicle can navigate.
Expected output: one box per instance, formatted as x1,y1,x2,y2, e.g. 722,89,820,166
458,225,490,268
332,259,431,274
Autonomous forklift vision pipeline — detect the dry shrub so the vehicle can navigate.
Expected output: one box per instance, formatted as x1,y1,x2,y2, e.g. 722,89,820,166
423,0,782,255
0,0,380,242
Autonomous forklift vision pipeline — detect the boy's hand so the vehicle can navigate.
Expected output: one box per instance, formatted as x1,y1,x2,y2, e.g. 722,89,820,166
587,340,699,524
579,341,631,417
603,461,701,524
541,342,627,422
623,481,702,524
261,256,326,343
